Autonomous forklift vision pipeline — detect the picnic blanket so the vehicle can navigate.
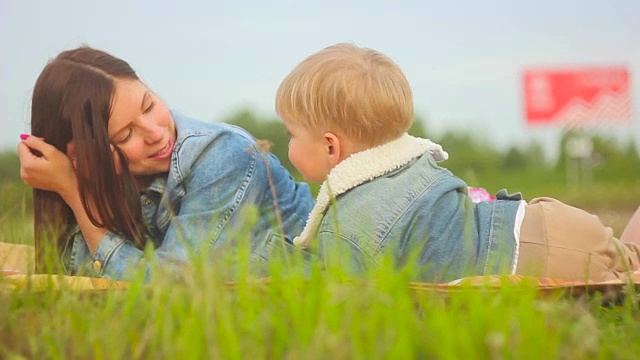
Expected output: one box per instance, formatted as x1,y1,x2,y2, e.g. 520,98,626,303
0,242,34,275
2,242,639,293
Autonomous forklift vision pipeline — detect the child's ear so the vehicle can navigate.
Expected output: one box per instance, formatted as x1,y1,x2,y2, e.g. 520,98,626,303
323,132,342,167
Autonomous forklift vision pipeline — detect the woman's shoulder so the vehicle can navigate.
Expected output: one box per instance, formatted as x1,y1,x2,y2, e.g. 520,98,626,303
171,110,255,144
169,110,261,176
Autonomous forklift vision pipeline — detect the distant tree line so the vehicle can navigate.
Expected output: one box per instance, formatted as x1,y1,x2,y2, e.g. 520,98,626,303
1,109,637,208
222,109,640,183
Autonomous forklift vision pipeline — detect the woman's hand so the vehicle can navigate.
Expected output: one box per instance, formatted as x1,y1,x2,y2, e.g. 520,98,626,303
18,135,77,199
18,135,107,254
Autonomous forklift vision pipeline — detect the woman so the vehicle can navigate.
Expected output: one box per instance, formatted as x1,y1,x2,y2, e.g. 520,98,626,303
18,46,314,281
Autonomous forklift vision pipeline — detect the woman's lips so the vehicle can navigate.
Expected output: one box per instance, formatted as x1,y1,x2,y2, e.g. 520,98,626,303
150,140,173,160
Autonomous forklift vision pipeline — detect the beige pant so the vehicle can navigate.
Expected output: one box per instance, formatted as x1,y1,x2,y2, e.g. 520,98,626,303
516,197,640,282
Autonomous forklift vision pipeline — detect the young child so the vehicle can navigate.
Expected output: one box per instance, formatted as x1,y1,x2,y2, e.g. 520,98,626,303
275,43,640,283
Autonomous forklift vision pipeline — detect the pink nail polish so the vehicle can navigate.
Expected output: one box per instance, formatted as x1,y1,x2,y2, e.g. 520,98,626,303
20,134,29,140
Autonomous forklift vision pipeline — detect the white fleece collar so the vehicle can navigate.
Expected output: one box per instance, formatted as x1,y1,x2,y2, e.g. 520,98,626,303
293,133,448,247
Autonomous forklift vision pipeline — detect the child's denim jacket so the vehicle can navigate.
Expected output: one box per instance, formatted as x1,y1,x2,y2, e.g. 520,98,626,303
293,134,523,283
63,111,314,280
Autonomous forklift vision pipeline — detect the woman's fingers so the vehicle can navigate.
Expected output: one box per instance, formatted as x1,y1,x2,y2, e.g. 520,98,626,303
17,141,37,161
18,135,76,194
20,135,55,158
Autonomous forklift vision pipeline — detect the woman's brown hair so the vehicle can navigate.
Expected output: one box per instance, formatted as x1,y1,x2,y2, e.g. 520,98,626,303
31,46,147,272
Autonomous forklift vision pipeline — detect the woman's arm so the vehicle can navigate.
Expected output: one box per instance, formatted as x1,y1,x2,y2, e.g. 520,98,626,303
87,132,281,280
621,206,640,245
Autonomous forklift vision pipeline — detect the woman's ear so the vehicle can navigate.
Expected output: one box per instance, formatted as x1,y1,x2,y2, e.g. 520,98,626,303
66,141,77,169
110,144,125,175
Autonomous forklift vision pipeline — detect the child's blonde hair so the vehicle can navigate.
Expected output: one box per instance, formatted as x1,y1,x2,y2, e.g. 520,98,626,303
275,43,414,146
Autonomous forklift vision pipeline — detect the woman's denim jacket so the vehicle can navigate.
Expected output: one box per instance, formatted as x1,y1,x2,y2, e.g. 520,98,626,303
293,134,522,283
63,111,314,280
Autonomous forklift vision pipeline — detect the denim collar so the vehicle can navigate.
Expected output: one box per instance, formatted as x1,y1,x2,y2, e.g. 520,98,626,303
293,133,447,247
144,174,167,195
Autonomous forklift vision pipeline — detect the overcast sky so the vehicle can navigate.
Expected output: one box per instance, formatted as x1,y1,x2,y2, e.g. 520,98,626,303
2,0,639,160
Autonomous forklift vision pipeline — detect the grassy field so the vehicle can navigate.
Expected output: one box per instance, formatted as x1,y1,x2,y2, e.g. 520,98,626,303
1,168,639,359
1,245,639,359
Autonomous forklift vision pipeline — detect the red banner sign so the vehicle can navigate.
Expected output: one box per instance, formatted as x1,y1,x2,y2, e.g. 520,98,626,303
523,66,631,126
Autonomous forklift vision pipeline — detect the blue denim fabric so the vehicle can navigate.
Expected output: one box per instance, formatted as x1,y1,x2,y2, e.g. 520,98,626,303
63,110,314,280
316,154,521,283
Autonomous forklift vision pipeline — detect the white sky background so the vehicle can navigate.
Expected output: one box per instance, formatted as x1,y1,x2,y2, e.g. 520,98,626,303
2,0,639,162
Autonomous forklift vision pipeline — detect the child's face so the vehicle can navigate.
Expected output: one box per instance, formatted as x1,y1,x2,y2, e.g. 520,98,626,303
283,119,333,183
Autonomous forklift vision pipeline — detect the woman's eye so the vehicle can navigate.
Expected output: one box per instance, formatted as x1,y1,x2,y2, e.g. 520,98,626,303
117,129,133,144
143,101,155,114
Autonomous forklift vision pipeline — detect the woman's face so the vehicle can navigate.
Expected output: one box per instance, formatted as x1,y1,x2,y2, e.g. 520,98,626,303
107,79,176,176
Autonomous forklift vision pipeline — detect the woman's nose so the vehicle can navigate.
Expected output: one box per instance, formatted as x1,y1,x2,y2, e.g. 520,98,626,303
141,122,164,144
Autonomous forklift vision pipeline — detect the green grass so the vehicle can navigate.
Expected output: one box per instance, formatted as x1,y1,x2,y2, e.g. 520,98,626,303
1,177,639,359
0,181,32,246
1,254,639,359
